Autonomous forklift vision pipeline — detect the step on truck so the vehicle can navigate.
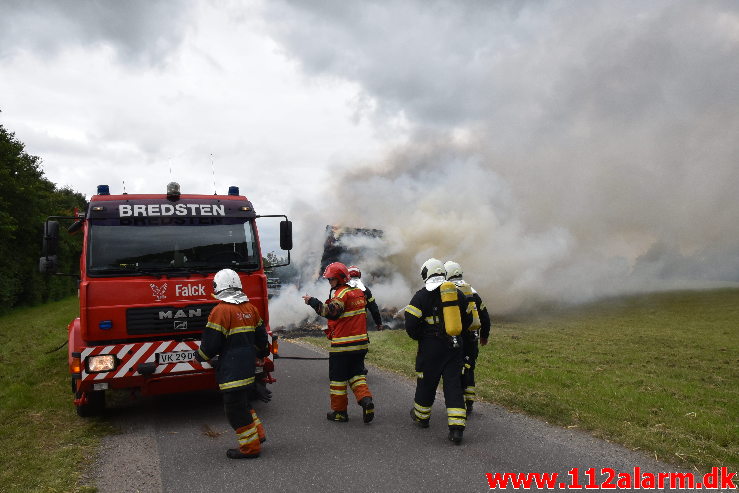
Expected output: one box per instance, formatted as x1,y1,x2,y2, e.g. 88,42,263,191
39,182,292,416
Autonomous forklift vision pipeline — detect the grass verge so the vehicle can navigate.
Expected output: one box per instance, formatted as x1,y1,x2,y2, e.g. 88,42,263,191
300,288,738,472
0,297,114,493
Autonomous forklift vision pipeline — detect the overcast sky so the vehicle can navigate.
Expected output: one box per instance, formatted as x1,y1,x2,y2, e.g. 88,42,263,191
2,0,738,314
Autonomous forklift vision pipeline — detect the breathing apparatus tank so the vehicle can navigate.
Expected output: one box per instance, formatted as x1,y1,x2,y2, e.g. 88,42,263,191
456,283,481,332
440,281,463,337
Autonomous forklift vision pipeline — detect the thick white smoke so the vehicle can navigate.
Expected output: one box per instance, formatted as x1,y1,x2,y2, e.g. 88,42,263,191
266,0,739,317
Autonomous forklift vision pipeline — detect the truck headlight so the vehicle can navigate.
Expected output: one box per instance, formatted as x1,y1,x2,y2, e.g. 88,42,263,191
87,354,116,373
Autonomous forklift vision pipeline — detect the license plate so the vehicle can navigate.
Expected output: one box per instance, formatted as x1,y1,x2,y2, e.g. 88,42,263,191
158,350,197,364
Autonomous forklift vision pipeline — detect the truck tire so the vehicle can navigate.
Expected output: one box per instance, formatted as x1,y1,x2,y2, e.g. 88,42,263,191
75,389,105,417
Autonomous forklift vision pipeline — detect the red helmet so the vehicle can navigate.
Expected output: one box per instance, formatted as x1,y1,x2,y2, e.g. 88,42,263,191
347,265,361,278
323,262,350,283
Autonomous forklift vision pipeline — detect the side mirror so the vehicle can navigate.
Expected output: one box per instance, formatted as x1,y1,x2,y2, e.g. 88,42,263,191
280,220,293,251
43,220,60,257
39,255,58,274
68,219,84,234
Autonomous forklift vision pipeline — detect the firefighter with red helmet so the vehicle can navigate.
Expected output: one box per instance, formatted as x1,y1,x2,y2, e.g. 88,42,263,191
303,262,375,423
194,269,270,459
347,265,384,331
444,260,491,414
405,258,472,444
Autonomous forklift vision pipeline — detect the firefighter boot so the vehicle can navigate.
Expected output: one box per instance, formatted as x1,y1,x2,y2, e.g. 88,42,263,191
226,448,260,459
409,408,429,428
465,400,474,415
358,396,375,424
448,426,464,445
326,410,349,422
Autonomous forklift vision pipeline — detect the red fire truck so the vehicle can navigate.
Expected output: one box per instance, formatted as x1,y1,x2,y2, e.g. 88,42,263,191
39,182,292,416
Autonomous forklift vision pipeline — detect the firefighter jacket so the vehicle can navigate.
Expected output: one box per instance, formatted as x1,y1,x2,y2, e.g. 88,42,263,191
363,285,383,326
306,284,369,353
348,278,382,326
404,284,473,342
196,301,268,392
472,291,491,340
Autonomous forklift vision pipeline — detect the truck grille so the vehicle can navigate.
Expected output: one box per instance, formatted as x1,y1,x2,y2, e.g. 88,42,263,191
126,303,217,335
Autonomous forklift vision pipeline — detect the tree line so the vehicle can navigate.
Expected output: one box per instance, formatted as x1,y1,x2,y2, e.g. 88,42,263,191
0,122,86,314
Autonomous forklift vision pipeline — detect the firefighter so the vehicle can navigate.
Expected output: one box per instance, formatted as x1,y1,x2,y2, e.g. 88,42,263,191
444,260,491,414
405,258,472,444
347,265,384,331
302,262,375,423
194,269,270,459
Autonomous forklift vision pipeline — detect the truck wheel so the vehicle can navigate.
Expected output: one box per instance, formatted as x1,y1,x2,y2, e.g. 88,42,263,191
75,390,105,417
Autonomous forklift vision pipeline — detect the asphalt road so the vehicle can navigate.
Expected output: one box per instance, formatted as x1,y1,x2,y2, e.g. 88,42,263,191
94,340,692,492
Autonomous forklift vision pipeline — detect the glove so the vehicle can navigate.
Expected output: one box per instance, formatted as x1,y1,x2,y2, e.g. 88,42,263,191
194,350,218,368
256,345,270,358
306,297,321,311
251,382,272,403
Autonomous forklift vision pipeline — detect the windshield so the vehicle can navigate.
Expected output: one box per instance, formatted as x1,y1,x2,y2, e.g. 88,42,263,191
87,217,260,276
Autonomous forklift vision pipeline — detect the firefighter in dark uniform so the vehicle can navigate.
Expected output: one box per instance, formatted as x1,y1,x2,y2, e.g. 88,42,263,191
194,269,270,459
303,262,375,423
347,265,384,331
444,260,491,414
405,258,472,444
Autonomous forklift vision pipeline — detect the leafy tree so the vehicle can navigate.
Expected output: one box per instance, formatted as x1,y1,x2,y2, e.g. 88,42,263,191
0,123,86,313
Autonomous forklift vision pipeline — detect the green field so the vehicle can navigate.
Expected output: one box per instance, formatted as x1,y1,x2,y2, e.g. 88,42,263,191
304,288,739,472
0,297,110,493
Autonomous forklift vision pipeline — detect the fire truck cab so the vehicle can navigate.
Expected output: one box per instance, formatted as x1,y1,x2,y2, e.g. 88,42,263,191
39,183,292,416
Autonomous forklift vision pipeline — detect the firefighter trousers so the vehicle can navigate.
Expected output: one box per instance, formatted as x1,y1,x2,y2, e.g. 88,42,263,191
413,337,466,429
328,349,372,411
223,388,264,455
462,339,479,402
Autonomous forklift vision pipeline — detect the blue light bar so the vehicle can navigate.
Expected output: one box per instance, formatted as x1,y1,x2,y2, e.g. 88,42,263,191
97,185,110,195
228,186,240,196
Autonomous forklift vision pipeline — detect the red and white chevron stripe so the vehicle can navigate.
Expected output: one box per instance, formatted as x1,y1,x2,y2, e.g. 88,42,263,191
79,340,212,382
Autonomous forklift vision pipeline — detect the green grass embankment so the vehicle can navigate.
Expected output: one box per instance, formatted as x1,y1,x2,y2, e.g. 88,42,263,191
0,297,112,493
302,288,739,472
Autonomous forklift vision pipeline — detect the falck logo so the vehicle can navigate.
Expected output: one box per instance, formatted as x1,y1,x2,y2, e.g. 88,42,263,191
150,283,168,301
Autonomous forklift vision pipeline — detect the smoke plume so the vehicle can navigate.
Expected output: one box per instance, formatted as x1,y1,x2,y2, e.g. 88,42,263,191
267,0,739,317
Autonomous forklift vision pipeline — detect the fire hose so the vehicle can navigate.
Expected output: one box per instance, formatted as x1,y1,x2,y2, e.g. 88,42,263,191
46,339,68,354
274,355,328,360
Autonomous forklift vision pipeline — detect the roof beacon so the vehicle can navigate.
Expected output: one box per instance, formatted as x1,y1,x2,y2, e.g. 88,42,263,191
97,185,110,195
166,182,181,201
228,186,240,196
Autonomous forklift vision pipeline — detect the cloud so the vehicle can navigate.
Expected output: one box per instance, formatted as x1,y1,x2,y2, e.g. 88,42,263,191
0,0,195,66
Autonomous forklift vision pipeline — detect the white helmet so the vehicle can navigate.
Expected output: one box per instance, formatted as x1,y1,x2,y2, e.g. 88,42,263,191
213,268,242,294
444,260,463,280
213,269,248,304
420,258,445,281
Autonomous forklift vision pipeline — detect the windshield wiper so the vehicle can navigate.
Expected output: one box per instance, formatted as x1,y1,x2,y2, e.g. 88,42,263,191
89,267,165,278
232,261,260,271
133,266,211,278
